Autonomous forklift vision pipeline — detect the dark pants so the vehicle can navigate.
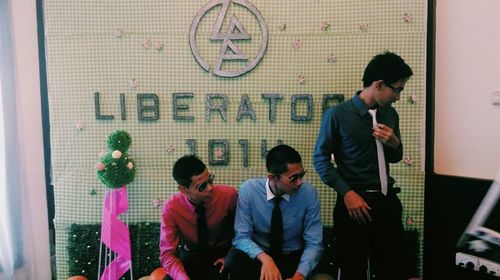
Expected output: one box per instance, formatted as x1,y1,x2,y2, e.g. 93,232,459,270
164,247,230,280
224,249,303,280
334,191,405,280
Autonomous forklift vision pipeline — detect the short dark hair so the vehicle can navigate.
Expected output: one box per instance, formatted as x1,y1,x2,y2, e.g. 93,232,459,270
266,144,302,175
362,51,413,88
172,155,206,187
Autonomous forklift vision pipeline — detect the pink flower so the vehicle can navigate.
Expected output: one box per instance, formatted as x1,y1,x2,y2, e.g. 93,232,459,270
113,28,124,38
403,156,413,166
359,23,369,31
152,199,161,207
292,39,301,49
75,122,85,130
112,150,122,159
154,41,164,51
406,217,414,225
128,78,139,88
165,145,176,153
127,162,134,169
403,13,413,23
327,54,337,63
320,22,330,31
96,162,105,171
143,39,151,49
297,74,305,85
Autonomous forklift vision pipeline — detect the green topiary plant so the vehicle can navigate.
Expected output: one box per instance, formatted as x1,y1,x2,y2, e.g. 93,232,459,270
96,130,136,188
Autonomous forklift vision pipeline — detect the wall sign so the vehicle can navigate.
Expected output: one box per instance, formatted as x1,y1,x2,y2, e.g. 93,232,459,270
189,0,268,77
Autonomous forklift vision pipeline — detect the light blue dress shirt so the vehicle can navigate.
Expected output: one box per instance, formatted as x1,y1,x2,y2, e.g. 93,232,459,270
232,178,323,277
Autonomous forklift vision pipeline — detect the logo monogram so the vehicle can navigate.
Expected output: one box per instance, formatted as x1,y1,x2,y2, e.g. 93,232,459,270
189,0,268,77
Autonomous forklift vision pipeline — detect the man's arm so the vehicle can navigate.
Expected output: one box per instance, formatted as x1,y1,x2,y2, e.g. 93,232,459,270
159,201,189,280
232,181,265,258
314,109,372,224
313,109,350,196
385,113,403,163
295,186,324,278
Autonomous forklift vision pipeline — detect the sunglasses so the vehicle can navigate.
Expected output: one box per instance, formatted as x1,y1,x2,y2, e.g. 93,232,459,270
195,174,215,192
279,170,307,183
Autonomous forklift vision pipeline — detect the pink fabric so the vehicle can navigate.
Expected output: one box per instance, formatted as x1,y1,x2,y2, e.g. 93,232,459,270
159,185,237,280
100,186,132,280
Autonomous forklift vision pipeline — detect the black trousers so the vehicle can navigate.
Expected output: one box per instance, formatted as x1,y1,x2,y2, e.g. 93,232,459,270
164,246,230,280
333,191,405,280
224,249,303,280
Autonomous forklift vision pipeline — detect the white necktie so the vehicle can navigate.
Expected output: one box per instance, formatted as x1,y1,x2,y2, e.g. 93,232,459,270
368,109,388,195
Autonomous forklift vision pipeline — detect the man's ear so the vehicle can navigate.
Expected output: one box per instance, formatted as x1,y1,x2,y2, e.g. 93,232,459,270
267,173,278,182
373,80,384,89
178,185,188,194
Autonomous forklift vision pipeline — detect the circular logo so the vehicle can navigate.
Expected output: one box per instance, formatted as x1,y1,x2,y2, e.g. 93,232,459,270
189,0,268,78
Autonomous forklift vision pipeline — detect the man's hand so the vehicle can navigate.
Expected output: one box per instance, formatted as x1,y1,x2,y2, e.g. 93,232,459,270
213,257,225,273
343,190,372,224
257,253,282,280
285,272,305,280
372,123,400,149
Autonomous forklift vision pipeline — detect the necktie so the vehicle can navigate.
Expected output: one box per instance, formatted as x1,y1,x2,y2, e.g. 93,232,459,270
368,109,388,195
196,204,208,249
270,196,283,257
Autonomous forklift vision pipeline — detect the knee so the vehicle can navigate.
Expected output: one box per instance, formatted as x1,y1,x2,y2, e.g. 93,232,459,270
223,249,243,271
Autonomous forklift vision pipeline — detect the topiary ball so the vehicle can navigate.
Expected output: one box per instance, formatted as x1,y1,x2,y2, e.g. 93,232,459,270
107,130,132,152
96,130,136,188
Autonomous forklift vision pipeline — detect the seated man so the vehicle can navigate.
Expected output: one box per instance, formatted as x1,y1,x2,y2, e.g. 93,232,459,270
225,145,323,280
159,155,238,280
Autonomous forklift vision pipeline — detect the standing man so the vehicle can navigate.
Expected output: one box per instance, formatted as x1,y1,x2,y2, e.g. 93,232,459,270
160,155,238,280
225,144,323,280
313,51,413,280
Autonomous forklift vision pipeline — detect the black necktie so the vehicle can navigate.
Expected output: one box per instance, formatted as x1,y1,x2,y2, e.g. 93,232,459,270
270,196,283,257
196,204,208,249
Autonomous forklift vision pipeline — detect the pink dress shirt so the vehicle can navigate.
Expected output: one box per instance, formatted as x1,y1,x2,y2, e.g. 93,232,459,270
159,185,237,280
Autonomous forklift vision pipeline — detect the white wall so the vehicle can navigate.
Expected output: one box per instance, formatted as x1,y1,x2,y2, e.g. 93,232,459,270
435,0,500,180
10,0,51,278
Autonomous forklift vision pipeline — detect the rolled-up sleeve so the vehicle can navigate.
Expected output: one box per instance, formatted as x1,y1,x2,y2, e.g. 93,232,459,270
232,182,264,258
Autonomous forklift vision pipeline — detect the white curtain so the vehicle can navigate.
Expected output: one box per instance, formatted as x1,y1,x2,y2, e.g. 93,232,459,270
0,0,34,279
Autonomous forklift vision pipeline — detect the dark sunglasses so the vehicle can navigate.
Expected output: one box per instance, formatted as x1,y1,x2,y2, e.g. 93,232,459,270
385,83,404,94
195,174,215,192
279,170,307,183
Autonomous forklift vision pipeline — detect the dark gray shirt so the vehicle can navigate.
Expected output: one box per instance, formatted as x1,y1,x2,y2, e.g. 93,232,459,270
313,92,403,196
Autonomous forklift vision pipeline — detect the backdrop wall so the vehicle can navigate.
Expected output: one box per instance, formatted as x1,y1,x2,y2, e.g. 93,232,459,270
42,0,427,278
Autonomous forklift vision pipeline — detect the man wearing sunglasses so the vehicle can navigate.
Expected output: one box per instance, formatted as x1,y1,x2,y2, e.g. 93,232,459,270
225,145,323,280
313,51,413,280
160,155,238,280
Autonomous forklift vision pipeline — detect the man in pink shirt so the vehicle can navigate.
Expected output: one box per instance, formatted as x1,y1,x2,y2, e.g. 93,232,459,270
159,155,238,280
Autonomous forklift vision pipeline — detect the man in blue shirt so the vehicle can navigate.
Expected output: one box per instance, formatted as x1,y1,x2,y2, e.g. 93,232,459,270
313,52,413,280
225,144,323,280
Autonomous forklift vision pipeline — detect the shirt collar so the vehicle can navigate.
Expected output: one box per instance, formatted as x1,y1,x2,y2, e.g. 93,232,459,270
352,91,386,118
352,91,370,117
266,179,290,202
